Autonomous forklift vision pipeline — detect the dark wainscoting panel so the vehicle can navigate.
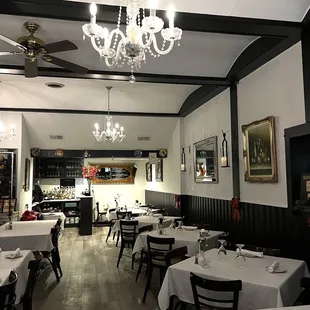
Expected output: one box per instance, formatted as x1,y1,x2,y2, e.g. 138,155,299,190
181,195,310,265
145,190,180,217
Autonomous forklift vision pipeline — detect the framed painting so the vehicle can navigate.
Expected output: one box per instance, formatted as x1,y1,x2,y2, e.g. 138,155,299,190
3,199,10,213
10,198,17,211
145,162,152,182
23,158,31,191
155,159,163,182
242,116,277,183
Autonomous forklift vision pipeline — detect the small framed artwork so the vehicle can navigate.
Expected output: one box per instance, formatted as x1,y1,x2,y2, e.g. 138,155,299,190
10,198,17,211
155,159,163,182
242,116,277,183
145,162,152,182
0,199,4,213
3,199,10,213
23,158,31,191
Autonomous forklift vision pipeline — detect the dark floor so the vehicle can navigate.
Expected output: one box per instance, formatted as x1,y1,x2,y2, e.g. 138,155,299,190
33,227,161,310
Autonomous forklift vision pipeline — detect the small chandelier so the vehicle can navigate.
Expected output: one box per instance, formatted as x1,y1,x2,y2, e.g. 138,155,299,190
82,1,182,82
0,114,16,142
93,86,126,143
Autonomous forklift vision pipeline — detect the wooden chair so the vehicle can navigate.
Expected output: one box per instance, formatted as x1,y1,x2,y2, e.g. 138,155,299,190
142,235,175,303
115,211,132,247
95,202,107,226
117,220,138,269
0,271,18,310
105,208,116,242
190,273,242,310
165,246,188,267
23,259,42,310
135,224,153,282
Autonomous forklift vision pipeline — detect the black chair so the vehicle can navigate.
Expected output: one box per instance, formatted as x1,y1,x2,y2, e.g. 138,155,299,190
23,258,42,310
115,211,132,247
246,245,281,257
0,271,18,310
165,246,188,267
95,202,107,226
105,208,116,242
117,220,138,269
143,235,175,303
295,277,310,305
135,224,153,282
190,273,242,310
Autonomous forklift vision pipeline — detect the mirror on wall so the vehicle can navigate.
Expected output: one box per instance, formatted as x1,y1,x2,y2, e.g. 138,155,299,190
193,136,218,183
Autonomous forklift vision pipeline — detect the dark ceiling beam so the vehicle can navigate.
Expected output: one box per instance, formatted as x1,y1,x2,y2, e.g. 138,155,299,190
0,0,302,37
178,85,229,117
0,66,228,86
0,107,179,118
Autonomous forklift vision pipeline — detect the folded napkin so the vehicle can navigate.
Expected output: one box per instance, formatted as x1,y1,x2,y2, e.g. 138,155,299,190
236,249,263,258
267,261,279,273
6,247,21,259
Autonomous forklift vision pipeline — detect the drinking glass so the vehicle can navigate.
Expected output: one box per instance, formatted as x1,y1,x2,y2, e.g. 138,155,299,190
235,244,246,268
177,221,183,231
217,239,227,262
198,244,209,268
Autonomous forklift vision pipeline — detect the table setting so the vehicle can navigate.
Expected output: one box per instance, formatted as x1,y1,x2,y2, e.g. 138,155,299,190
0,248,34,304
158,247,310,310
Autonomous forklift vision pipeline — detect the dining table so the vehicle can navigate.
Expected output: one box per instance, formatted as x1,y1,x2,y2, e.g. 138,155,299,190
133,229,225,256
42,212,66,230
0,220,57,252
0,250,34,304
111,215,177,234
260,306,310,310
107,207,159,221
158,248,310,310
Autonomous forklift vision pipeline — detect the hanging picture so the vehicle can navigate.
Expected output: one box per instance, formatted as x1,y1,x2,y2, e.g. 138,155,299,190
155,159,163,182
242,116,277,183
145,162,152,182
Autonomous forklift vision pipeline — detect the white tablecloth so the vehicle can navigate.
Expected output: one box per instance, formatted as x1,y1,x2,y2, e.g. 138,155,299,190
107,208,155,221
133,229,224,256
0,250,33,304
42,212,66,230
0,220,56,252
260,307,310,310
158,249,309,310
111,216,176,234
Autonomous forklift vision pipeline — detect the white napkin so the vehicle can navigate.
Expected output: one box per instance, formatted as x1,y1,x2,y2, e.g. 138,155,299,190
237,248,263,258
6,247,21,259
267,261,279,273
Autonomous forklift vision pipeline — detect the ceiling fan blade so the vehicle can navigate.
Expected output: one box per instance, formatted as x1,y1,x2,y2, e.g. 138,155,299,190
41,55,88,74
0,34,27,51
0,51,24,56
42,40,78,54
25,59,38,78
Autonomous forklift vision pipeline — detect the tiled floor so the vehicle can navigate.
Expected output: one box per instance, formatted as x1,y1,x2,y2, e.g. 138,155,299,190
33,227,161,310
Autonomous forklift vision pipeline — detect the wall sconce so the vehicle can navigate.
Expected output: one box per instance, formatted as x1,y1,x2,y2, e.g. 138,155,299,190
221,130,230,168
181,145,191,172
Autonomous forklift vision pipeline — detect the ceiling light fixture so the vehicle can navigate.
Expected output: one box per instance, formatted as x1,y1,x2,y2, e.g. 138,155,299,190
0,114,16,142
82,1,182,82
93,86,126,143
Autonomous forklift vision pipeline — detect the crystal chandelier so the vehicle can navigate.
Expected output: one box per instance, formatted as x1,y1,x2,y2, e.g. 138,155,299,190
93,86,126,142
82,0,182,82
0,114,16,142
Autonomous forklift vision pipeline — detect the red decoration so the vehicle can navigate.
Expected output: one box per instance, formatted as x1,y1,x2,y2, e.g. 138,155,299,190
175,195,180,209
82,165,98,180
231,197,241,222
21,210,39,221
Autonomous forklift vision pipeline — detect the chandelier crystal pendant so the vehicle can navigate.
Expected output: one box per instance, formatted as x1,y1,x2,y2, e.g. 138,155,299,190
93,86,126,143
0,114,16,142
82,0,182,82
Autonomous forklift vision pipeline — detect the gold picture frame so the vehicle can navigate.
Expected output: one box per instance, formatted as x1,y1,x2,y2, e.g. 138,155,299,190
242,116,277,183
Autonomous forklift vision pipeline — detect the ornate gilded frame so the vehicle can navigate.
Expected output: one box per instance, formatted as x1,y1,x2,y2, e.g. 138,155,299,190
242,116,277,183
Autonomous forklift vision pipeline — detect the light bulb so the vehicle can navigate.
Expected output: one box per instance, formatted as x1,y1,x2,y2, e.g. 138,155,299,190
115,123,119,129
167,9,175,29
120,127,124,131
94,123,99,130
107,121,111,127
90,2,97,15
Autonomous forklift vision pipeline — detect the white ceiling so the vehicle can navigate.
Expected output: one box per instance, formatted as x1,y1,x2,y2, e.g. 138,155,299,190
0,74,197,113
23,112,179,150
0,14,257,77
67,0,310,22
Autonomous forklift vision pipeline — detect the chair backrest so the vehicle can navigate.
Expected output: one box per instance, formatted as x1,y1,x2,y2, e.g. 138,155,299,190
0,271,18,310
146,235,175,267
165,246,188,267
120,220,138,244
138,224,153,234
116,211,132,220
190,273,242,310
301,277,310,289
51,224,61,248
23,259,42,310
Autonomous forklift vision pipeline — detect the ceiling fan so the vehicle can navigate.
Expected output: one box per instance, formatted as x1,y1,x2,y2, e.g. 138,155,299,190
0,22,88,78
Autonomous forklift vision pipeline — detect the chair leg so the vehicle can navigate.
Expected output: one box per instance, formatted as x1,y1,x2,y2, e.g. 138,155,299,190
95,215,99,227
46,257,60,282
105,225,112,242
135,252,144,282
116,232,120,247
132,253,135,270
180,302,187,310
113,232,116,240
142,265,153,303
117,243,124,268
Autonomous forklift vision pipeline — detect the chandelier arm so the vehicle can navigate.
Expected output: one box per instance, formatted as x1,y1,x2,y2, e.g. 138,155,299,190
139,32,153,49
152,35,175,55
90,36,103,53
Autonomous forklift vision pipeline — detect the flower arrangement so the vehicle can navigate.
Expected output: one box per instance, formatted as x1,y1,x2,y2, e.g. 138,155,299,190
114,194,121,208
82,165,98,194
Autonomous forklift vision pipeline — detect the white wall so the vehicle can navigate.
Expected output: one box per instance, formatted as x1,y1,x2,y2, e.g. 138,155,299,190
145,120,181,194
238,42,305,207
181,89,233,200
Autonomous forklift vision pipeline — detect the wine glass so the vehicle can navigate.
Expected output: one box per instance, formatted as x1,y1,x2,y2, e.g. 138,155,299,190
177,221,183,232
217,239,227,262
198,244,209,268
235,244,246,268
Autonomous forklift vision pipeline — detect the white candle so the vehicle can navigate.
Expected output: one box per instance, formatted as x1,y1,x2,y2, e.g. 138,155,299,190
90,3,97,24
221,157,227,167
167,10,175,29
